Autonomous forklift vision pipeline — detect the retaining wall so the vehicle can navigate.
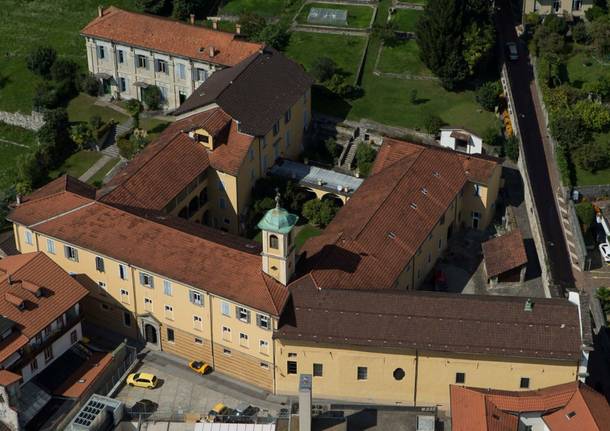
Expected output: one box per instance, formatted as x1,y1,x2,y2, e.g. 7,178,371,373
0,111,44,131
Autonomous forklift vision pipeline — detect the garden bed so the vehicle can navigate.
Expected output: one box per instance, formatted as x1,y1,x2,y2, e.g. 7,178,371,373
295,2,375,28
390,8,421,32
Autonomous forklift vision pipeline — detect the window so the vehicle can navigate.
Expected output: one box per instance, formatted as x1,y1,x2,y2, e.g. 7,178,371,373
140,272,154,288
193,315,203,330
284,108,291,123
144,297,153,311
117,49,124,64
287,361,297,374
427,253,431,264
70,330,78,344
44,346,53,362
269,234,279,249
260,362,269,370
237,306,250,323
273,141,280,159
222,326,231,341
239,332,249,347
95,256,105,272
438,239,442,250
119,77,127,92
46,239,55,254
357,366,368,380
473,183,481,197
219,198,226,209
223,348,231,355
189,290,203,306
221,301,231,316
159,86,168,103
164,305,174,320
98,45,105,59
64,245,78,261
194,337,203,344
520,377,530,389
163,280,172,296
24,230,33,245
273,121,280,136
393,368,405,380
30,358,38,372
248,147,254,161
256,314,270,330
177,63,186,80
313,363,323,377
167,328,175,342
259,339,269,354
98,281,107,290
119,264,128,280
455,372,466,384
137,54,147,68
101,303,110,311
285,130,290,148
261,136,266,148
440,214,445,225
120,289,129,303
156,59,168,74
196,68,207,81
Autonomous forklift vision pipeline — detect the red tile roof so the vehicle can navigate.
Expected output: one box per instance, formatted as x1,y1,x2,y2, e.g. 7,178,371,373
54,352,113,398
482,229,528,278
0,370,21,387
0,334,28,363
300,139,500,290
29,202,288,316
81,7,262,67
450,383,610,431
98,130,210,211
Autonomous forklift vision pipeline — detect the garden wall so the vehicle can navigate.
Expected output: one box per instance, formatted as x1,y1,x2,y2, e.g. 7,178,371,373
575,184,610,200
0,111,44,131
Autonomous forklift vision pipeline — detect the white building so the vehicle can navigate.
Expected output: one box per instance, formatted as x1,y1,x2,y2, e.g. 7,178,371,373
80,6,262,110
439,127,483,155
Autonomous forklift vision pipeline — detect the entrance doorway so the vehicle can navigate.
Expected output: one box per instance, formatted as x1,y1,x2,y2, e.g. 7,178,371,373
102,78,112,95
145,324,158,345
179,91,187,105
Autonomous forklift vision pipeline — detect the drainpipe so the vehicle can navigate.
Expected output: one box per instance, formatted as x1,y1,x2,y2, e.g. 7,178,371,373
414,349,419,407
209,294,216,369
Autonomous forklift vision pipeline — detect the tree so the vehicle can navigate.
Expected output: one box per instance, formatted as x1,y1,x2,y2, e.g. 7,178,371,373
504,135,519,161
590,16,610,56
574,141,610,172
534,27,565,57
572,21,590,45
117,132,149,159
50,58,80,83
476,81,502,111
462,22,495,74
70,123,95,150
583,75,610,102
542,14,568,35
238,13,266,38
422,112,444,135
81,74,100,96
575,201,596,230
33,81,60,111
549,111,589,150
136,0,167,14
409,89,418,104
125,99,143,128
585,5,607,21
324,138,342,160
37,108,73,165
597,287,610,314
89,115,103,130
255,23,291,50
172,0,207,20
575,99,610,131
26,46,57,77
355,143,377,177
310,57,338,83
302,199,339,227
482,126,502,146
142,85,163,110
373,21,399,46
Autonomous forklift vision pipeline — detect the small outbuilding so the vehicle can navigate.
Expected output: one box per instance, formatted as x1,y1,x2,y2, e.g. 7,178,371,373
482,229,528,286
439,128,483,155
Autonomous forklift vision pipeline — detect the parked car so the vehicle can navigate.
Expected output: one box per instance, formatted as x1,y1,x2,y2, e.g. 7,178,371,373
126,372,158,389
130,399,158,419
600,242,610,264
205,403,229,423
234,403,259,423
506,42,518,61
188,360,211,375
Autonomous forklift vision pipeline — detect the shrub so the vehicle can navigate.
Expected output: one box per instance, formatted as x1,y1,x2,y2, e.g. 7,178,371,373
575,201,596,230
125,99,143,116
142,85,163,110
238,13,266,38
172,0,207,20
33,81,60,111
482,126,502,147
26,46,57,77
422,113,444,136
89,115,103,130
590,15,610,56
355,143,377,177
504,135,519,162
255,23,291,50
70,123,95,150
476,81,502,111
549,112,589,150
543,14,568,35
118,136,142,159
136,0,167,14
373,21,398,46
556,143,575,186
324,138,342,160
50,58,80,83
572,21,590,44
302,199,339,227
575,99,610,131
574,141,610,172
311,57,338,83
585,5,606,22
81,75,100,96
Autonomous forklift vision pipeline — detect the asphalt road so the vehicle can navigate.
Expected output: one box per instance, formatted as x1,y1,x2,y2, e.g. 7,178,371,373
495,0,574,295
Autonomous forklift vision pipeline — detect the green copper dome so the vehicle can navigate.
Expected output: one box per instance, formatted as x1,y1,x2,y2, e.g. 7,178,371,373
257,194,299,234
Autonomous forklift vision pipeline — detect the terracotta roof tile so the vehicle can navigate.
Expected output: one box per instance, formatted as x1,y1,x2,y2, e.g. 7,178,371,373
0,334,28,363
31,202,287,316
81,7,262,67
278,280,581,361
54,352,113,398
0,370,21,387
300,140,500,290
99,131,210,211
482,229,528,278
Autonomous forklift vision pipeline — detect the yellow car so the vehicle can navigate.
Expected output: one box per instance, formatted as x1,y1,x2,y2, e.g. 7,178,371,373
126,372,158,389
189,360,211,375
205,402,228,423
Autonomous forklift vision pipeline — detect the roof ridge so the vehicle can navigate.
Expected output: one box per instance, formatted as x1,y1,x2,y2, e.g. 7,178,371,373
214,51,262,103
29,200,96,228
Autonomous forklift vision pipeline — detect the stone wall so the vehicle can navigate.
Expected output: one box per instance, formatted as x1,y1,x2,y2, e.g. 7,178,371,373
0,111,44,131
575,184,610,201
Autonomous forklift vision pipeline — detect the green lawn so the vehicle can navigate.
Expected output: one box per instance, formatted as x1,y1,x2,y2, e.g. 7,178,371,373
87,157,119,186
565,50,610,89
202,20,237,33
220,0,291,17
296,2,374,28
67,94,129,124
48,150,103,180
575,133,610,186
295,224,322,249
285,32,367,81
377,40,431,76
0,0,137,114
0,123,37,189
391,9,422,32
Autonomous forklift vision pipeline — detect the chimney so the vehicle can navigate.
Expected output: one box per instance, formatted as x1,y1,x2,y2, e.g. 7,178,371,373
298,374,312,431
15,194,21,206
209,46,215,57
235,24,241,34
98,5,104,17
189,14,195,25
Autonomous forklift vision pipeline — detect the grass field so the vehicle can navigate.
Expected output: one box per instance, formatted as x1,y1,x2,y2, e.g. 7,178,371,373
295,224,321,249
391,9,422,32
48,150,103,180
565,50,610,89
0,0,137,114
574,133,610,186
296,2,374,28
87,157,120,185
67,94,129,124
219,0,293,17
377,40,431,76
285,32,367,80
0,124,37,189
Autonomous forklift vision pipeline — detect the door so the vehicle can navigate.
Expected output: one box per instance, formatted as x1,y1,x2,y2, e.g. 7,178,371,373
102,78,111,95
472,212,481,229
145,324,158,344
179,91,187,105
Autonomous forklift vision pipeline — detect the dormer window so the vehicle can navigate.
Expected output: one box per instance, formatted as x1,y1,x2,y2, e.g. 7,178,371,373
197,134,209,144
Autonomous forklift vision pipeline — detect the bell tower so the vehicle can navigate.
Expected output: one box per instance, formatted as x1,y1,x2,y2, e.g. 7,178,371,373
257,193,298,285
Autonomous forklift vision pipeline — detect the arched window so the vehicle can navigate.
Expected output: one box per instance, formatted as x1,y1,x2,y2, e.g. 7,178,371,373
269,234,279,249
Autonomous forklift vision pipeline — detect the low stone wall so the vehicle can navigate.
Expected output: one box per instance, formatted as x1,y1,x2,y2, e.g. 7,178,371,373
0,111,44,131
575,184,610,201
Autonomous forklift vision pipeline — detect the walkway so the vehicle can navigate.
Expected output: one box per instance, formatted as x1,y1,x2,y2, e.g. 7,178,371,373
79,154,112,182
0,137,28,148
